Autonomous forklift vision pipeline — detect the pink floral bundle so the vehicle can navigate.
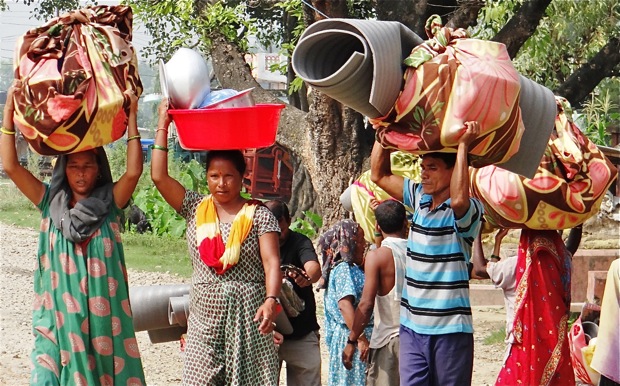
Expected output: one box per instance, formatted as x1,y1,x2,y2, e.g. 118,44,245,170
370,15,524,168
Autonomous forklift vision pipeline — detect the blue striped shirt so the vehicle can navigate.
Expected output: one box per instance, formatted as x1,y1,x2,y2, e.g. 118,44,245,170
401,178,483,335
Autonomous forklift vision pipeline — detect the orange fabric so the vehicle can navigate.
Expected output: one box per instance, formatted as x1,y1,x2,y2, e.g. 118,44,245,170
13,5,142,155
195,196,258,275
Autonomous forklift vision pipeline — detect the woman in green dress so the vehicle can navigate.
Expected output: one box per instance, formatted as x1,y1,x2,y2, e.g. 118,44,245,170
0,82,146,385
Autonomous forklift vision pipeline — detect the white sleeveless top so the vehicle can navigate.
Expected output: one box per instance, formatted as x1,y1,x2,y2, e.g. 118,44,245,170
369,237,407,349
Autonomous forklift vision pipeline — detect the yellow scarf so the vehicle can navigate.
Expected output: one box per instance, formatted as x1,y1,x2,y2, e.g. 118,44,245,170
195,196,257,274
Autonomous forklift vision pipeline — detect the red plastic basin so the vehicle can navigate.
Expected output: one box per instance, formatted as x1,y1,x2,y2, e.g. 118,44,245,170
170,104,285,150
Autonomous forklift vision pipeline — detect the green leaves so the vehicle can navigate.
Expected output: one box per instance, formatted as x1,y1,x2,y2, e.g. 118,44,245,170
133,185,186,237
578,86,619,146
290,210,323,239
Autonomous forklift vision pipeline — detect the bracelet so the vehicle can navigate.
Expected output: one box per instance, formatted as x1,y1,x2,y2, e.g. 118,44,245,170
346,339,357,346
150,144,169,152
156,128,168,133
490,254,501,261
373,231,382,237
1,126,16,135
126,135,141,142
265,295,280,304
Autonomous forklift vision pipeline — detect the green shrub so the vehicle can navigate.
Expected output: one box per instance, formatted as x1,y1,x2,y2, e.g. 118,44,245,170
290,210,323,239
132,157,209,237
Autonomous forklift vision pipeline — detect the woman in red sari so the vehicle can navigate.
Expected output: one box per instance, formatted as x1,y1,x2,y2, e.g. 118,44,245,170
496,229,575,386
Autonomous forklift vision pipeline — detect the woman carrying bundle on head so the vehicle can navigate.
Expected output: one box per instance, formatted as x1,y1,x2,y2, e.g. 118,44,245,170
1,81,146,385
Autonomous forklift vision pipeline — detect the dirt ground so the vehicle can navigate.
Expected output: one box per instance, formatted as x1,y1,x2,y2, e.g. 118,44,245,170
1,213,616,385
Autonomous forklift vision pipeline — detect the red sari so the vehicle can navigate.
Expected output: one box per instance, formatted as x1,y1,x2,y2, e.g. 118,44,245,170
496,230,575,386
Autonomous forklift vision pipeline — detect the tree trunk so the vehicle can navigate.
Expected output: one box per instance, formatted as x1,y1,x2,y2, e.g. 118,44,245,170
446,0,485,30
555,37,620,108
492,0,552,58
208,33,318,218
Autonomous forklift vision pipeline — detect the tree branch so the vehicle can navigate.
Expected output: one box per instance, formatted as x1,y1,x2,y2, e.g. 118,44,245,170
445,0,485,30
491,0,552,59
555,36,620,108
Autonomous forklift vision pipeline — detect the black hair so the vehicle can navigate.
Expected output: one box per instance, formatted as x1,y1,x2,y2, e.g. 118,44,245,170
205,150,246,176
421,152,457,169
264,200,291,222
375,200,406,234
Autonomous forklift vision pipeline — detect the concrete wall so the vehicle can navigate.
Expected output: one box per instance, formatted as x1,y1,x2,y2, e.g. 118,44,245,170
571,249,619,302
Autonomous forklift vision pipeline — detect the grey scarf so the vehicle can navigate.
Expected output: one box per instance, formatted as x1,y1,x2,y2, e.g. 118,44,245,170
49,149,115,243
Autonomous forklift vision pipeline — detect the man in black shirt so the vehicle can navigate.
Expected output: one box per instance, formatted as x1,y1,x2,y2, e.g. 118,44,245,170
265,200,322,386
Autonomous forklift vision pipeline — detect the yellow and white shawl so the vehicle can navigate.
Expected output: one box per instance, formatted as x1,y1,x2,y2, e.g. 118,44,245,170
196,196,258,274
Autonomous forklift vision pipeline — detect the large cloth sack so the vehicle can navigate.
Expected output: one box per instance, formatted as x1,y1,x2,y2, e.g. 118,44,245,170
350,151,418,244
471,97,617,230
12,5,143,155
370,16,555,178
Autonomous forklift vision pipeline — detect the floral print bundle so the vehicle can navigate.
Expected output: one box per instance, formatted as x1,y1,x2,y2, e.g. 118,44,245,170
370,15,524,168
12,5,142,155
470,97,617,230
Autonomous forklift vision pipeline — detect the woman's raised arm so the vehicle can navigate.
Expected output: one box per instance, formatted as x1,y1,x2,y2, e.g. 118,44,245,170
150,99,186,212
0,81,45,206
113,90,143,208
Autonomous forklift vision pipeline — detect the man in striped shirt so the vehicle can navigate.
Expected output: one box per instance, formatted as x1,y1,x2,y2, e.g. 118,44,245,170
370,121,483,386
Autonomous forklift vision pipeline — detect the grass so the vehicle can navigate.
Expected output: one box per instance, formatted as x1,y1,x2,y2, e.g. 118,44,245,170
122,233,192,277
483,327,507,345
0,182,42,229
0,181,192,277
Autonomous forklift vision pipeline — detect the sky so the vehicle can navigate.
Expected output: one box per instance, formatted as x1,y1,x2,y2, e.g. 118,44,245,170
0,0,152,63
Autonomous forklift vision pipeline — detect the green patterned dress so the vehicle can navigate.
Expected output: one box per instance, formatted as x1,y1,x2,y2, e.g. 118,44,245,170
30,185,145,385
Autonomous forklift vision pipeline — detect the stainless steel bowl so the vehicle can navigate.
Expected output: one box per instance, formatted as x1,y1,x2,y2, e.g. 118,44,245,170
200,88,255,109
162,48,211,109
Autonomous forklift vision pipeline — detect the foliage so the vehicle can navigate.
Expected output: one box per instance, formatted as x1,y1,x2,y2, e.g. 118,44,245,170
473,0,620,146
515,0,618,89
290,210,323,239
104,141,208,237
125,0,255,64
577,85,619,146
132,185,184,237
19,0,97,20
133,158,208,237
474,0,619,90
26,151,43,180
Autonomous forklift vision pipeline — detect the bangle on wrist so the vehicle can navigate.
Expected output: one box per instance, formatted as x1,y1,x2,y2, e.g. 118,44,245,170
156,128,168,133
490,254,501,261
265,295,280,304
1,126,16,135
150,144,168,152
126,134,141,142
373,231,382,237
346,339,357,346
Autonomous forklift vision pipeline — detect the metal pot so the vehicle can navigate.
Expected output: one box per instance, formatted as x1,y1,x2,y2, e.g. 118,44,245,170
161,48,211,109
